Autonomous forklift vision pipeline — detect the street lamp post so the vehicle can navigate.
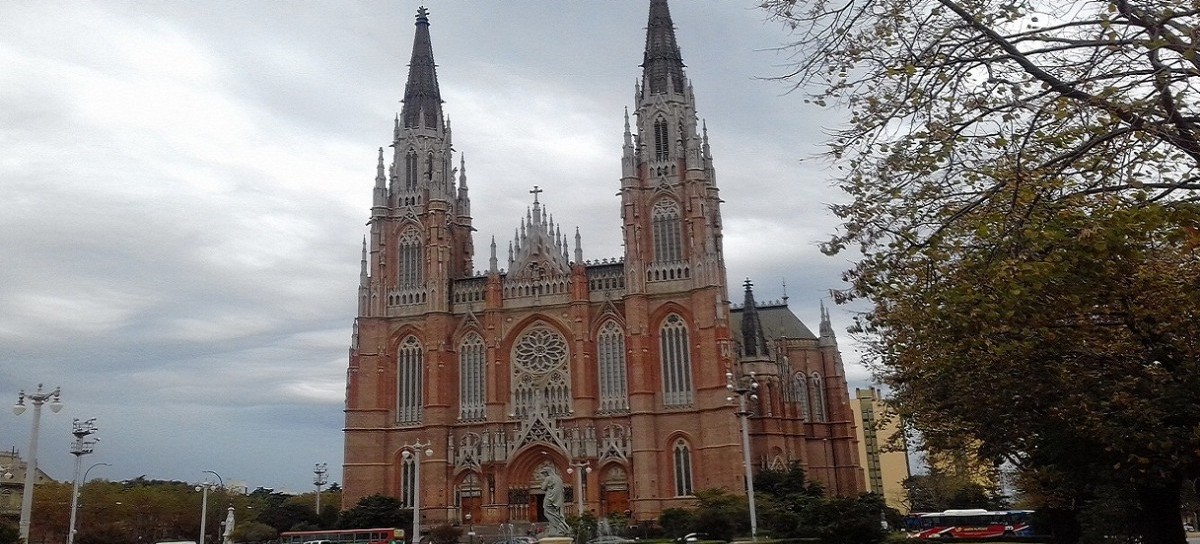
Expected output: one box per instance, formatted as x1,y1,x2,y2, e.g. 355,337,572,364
197,470,224,544
13,384,63,543
313,463,328,514
68,419,100,544
726,370,760,542
464,513,474,544
401,442,432,544
566,460,591,516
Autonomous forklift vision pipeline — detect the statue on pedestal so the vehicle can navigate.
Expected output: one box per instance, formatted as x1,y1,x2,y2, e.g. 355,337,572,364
539,466,569,537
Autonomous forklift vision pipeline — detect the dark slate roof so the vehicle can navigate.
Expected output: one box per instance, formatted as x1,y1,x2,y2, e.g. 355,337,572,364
401,7,442,129
641,0,686,95
730,303,818,342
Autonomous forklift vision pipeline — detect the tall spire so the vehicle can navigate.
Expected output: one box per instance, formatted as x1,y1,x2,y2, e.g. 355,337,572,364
401,6,443,129
740,279,770,358
819,300,835,339
642,0,686,95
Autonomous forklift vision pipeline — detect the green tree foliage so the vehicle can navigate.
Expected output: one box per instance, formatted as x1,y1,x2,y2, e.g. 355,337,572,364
690,489,748,542
230,521,278,544
337,494,410,531
759,1,1200,543
754,463,887,544
657,508,695,540
18,476,339,544
903,471,1004,512
256,502,319,533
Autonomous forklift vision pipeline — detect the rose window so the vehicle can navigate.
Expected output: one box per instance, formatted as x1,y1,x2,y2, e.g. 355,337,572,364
514,327,567,374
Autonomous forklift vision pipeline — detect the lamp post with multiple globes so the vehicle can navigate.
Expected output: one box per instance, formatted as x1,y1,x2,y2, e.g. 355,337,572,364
401,442,433,544
566,460,592,516
726,370,760,542
313,463,329,514
13,384,63,543
67,418,101,544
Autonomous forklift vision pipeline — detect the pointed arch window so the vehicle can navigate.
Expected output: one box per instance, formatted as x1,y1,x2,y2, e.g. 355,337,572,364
791,372,811,422
397,336,423,424
401,453,417,506
673,439,694,496
652,200,683,263
810,372,827,423
660,314,693,407
654,117,670,162
404,150,418,190
511,325,572,418
459,333,486,421
426,152,435,181
597,321,629,413
398,228,423,289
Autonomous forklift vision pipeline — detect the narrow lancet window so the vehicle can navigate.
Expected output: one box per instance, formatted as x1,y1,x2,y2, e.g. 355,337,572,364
660,314,693,406
651,200,683,263
397,336,423,424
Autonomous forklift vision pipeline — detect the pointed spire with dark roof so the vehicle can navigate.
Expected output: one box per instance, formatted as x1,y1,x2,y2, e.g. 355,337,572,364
641,0,686,95
740,278,770,358
819,300,836,339
401,6,442,129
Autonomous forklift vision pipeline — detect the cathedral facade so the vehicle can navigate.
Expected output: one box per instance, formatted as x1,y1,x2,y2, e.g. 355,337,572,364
342,0,862,533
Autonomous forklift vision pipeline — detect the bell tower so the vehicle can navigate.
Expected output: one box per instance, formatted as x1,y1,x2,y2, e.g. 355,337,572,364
364,6,474,318
621,0,726,296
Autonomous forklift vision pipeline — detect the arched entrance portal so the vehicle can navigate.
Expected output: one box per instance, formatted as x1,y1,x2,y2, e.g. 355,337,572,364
600,465,630,517
507,448,567,524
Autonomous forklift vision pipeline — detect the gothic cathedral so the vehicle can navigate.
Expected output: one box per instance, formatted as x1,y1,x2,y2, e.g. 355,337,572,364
343,0,863,532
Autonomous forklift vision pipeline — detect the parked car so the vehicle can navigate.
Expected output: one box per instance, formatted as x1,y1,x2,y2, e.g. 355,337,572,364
675,533,708,543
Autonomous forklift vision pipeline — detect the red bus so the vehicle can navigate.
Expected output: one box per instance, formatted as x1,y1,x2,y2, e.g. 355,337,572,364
905,509,1035,538
280,528,403,544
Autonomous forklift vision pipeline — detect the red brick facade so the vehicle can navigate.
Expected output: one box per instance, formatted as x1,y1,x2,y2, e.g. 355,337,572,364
342,1,862,533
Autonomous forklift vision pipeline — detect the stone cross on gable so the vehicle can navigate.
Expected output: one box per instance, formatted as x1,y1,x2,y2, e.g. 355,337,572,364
530,185,543,204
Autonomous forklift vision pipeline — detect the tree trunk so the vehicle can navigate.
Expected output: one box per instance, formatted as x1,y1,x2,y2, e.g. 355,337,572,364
1136,480,1186,544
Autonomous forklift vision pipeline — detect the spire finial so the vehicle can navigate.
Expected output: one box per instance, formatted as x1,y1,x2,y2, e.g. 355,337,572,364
739,277,769,358
529,185,543,204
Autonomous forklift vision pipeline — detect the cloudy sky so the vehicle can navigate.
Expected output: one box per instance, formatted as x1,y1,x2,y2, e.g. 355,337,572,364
0,1,869,493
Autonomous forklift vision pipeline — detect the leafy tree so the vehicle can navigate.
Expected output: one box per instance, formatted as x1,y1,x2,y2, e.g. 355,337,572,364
903,471,1004,512
691,489,748,542
258,502,319,533
337,494,410,531
759,1,1200,543
230,521,278,544
657,508,695,540
754,463,886,544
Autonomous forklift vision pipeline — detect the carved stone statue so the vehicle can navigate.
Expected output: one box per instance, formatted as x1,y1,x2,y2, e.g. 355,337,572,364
539,466,569,537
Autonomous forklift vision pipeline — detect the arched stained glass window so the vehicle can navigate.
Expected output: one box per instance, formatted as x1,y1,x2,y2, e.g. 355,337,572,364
810,372,827,423
511,325,572,418
673,439,693,497
459,334,485,421
398,228,423,289
792,372,811,422
660,314,692,407
397,336,423,424
652,200,683,263
597,321,628,413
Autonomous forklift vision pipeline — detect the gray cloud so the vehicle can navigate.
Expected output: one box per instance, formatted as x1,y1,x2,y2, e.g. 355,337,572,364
0,1,873,491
